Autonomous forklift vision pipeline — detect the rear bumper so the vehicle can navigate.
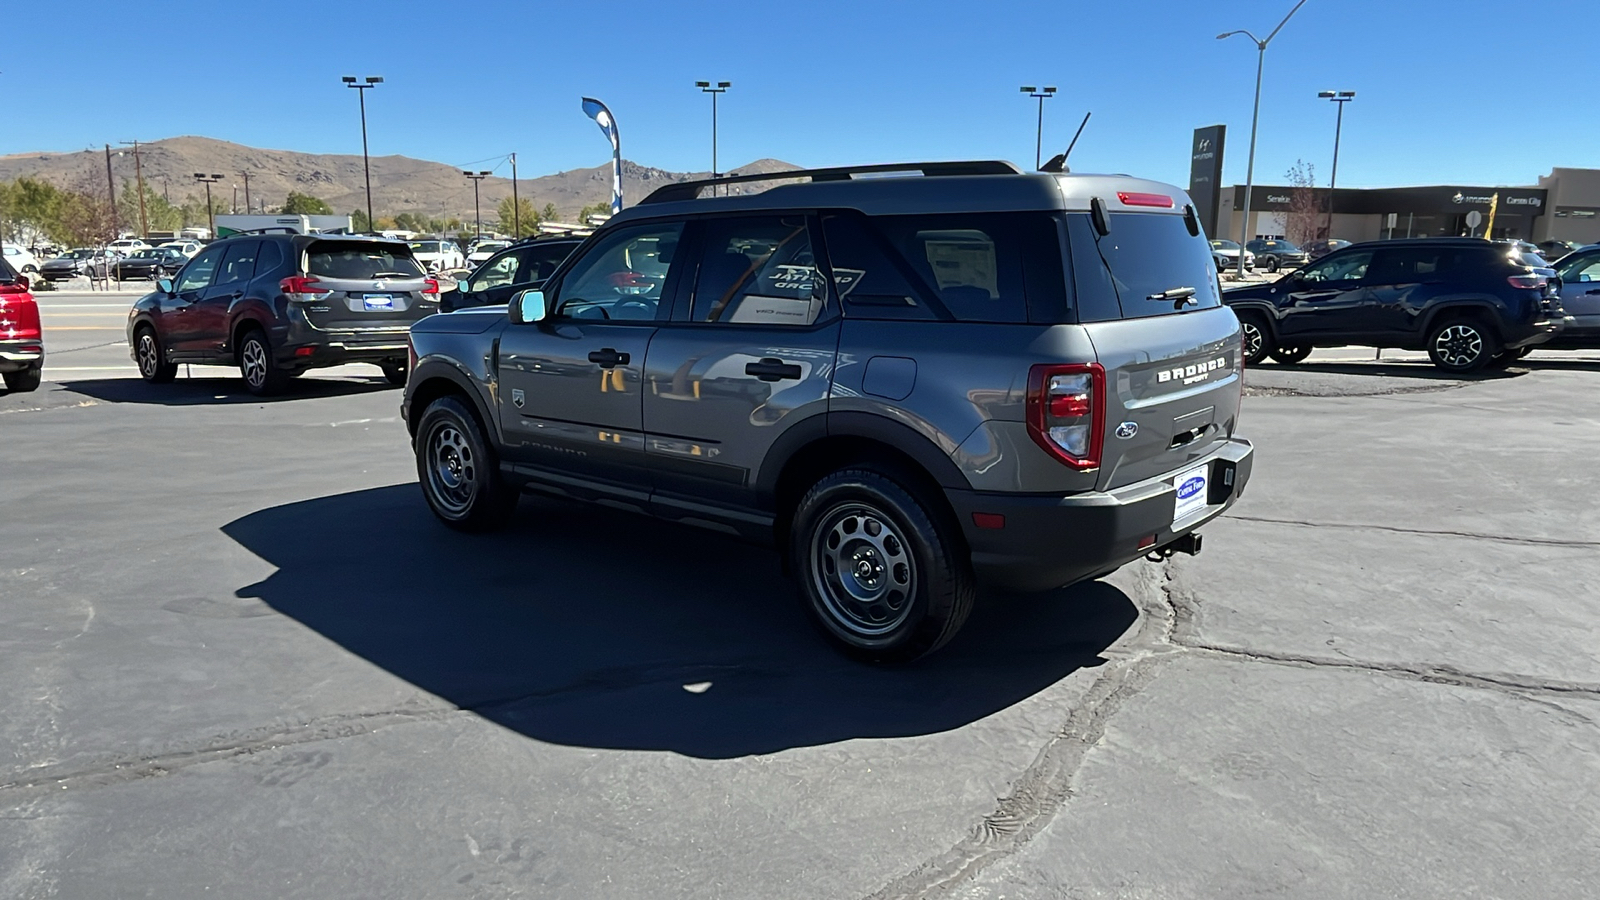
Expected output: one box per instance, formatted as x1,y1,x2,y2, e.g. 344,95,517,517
277,334,410,369
946,437,1254,593
1501,313,1566,350
0,339,44,373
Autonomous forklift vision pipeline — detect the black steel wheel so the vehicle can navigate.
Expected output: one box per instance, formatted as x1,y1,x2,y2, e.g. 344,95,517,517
1426,319,1496,374
134,326,178,383
414,395,519,531
790,467,974,662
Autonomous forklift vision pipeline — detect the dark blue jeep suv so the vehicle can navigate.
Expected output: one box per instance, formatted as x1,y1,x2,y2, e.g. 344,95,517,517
1223,237,1565,372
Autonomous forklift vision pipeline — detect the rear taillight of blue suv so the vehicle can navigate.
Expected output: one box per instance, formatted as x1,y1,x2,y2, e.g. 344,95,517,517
1026,363,1104,470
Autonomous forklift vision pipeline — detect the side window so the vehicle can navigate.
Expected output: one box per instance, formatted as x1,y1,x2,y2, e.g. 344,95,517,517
215,241,260,287
519,243,576,285
1299,250,1373,284
689,216,825,326
469,251,523,293
175,247,224,292
255,240,284,277
821,213,938,320
1366,248,1457,284
1558,253,1600,283
553,222,684,322
873,214,1029,323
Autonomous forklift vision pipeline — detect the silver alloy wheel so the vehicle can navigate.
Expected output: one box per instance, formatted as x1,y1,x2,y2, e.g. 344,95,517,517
810,502,917,638
1434,324,1484,368
426,423,477,515
1241,321,1264,360
241,338,268,388
136,331,159,378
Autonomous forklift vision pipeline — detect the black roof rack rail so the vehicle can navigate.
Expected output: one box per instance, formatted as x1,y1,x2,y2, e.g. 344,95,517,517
638,160,1026,205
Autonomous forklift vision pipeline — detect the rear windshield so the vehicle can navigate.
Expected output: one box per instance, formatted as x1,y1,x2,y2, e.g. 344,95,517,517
1065,212,1222,321
306,242,423,280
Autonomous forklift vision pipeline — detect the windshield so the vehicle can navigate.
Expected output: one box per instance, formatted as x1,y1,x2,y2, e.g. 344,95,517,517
473,242,509,253
1264,240,1300,251
306,242,424,280
1209,240,1240,250
67,250,94,259
409,241,442,252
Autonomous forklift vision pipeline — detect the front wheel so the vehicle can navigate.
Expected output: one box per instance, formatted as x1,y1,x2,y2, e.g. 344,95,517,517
1266,257,1280,273
414,395,519,531
1238,314,1272,367
3,365,41,393
1426,319,1496,374
1268,345,1313,365
790,467,975,663
134,326,178,383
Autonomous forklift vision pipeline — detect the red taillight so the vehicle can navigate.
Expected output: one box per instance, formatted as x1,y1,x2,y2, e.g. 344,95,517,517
422,277,439,295
280,275,330,296
1507,274,1548,289
0,294,41,340
1026,363,1105,470
1117,191,1175,208
0,281,29,295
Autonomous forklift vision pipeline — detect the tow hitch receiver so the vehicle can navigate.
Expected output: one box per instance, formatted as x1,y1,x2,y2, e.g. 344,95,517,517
1146,532,1203,562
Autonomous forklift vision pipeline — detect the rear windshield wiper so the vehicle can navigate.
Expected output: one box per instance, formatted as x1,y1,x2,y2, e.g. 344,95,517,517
1147,286,1198,308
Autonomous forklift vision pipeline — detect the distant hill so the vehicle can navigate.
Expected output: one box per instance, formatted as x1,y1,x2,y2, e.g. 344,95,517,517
0,136,800,223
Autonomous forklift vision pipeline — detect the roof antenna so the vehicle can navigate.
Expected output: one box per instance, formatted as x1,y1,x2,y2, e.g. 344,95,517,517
1039,111,1092,173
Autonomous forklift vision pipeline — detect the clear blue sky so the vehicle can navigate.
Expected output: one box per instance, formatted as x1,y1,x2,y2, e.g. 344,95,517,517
8,0,1594,190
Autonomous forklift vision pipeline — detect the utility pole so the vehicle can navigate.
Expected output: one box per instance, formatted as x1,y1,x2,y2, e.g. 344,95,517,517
120,140,148,237
510,152,520,237
104,144,118,238
1020,86,1057,171
240,170,252,214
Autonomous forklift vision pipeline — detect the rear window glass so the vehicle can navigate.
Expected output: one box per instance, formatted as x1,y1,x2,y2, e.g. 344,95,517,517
1066,212,1221,321
306,243,423,280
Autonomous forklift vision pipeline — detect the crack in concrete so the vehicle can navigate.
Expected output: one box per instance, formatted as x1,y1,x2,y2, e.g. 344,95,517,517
1230,514,1600,549
0,704,457,802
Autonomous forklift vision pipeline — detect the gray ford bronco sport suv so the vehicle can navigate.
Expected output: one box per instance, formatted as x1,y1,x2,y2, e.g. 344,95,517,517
402,161,1254,661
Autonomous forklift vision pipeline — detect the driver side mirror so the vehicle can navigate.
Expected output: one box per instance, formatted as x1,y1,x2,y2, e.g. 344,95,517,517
508,289,546,324
157,277,174,295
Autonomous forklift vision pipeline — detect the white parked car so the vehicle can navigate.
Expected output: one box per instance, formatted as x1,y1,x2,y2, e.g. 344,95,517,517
408,239,465,272
466,240,510,267
2,245,40,274
108,238,151,257
158,240,202,258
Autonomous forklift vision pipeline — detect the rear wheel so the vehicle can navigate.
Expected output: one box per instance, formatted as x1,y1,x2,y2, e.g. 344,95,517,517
1238,313,1272,366
1268,345,1313,365
134,326,178,383
380,360,408,386
3,365,41,393
1426,318,1496,374
1266,257,1280,273
415,395,519,531
238,328,289,396
791,467,975,663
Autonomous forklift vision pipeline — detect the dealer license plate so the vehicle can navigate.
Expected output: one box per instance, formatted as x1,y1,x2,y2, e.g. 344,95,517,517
1173,464,1210,523
362,294,395,311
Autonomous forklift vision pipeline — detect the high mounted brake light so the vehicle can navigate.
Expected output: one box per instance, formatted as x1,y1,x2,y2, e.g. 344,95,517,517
1117,191,1175,208
1026,363,1105,470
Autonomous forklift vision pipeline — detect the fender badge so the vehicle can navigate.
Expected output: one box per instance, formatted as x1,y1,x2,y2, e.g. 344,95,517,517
1115,421,1139,439
512,388,525,409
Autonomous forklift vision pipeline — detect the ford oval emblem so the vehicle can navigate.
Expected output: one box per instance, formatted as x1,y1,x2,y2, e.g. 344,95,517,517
1115,421,1139,439
1177,476,1206,500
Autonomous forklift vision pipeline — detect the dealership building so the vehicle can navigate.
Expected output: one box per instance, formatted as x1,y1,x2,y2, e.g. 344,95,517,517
1187,127,1600,246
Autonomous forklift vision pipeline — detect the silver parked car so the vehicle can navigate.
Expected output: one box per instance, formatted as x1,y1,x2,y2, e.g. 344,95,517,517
1209,239,1255,273
402,161,1255,661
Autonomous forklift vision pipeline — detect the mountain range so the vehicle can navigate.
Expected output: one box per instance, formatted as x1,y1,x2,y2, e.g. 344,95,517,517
0,136,799,223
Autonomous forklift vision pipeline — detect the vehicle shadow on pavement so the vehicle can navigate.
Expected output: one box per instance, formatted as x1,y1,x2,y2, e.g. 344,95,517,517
1258,362,1525,381
1518,357,1600,373
223,484,1137,759
63,376,394,406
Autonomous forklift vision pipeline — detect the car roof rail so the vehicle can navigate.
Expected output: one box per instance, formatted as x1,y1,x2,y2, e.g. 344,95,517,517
638,160,1026,205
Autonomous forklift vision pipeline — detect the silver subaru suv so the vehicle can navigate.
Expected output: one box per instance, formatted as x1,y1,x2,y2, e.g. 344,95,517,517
401,161,1254,661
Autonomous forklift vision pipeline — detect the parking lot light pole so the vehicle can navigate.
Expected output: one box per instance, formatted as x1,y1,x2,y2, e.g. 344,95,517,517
1219,0,1309,279
193,172,222,237
463,171,490,239
1020,86,1057,171
695,81,731,194
1319,90,1355,240
342,76,383,231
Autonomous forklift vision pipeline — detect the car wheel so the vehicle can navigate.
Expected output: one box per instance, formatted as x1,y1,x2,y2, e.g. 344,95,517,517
2,364,41,393
238,328,288,396
1266,257,1279,273
1238,313,1272,366
21,265,37,274
414,395,519,531
790,467,975,663
134,326,178,383
1426,318,1496,374
380,360,407,386
1268,345,1313,365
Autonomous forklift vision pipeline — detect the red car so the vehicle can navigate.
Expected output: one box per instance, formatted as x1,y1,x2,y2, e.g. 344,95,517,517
0,258,42,392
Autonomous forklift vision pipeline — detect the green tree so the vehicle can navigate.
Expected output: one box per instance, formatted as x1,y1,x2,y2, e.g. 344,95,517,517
392,211,429,233
282,191,333,215
497,196,539,238
0,177,69,245
117,180,184,234
350,209,372,232
541,203,559,223
577,202,611,223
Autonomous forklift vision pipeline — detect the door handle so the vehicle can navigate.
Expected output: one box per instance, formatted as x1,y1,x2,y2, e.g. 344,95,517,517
746,357,803,382
1584,289,1600,295
587,348,630,368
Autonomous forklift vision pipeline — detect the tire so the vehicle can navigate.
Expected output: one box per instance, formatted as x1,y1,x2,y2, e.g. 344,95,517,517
790,467,976,663
380,360,408,386
414,395,519,532
1266,257,1280,273
133,326,178,383
3,365,41,393
1237,313,1272,367
237,328,288,396
1426,318,1497,374
1268,345,1313,365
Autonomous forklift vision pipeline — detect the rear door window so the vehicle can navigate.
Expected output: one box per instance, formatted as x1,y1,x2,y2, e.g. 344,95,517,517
821,213,938,320
689,215,826,326
307,242,423,280
215,240,260,287
1066,212,1221,321
1365,247,1463,284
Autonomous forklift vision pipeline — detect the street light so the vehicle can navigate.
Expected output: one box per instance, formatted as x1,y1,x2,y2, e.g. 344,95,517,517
463,171,490,239
1218,0,1310,278
1019,85,1057,171
1318,90,1356,240
342,75,383,231
193,173,223,238
695,81,731,194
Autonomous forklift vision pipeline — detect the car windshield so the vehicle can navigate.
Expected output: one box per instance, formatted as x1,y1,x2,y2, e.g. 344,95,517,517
68,250,94,259
1210,240,1240,250
474,242,509,253
1266,240,1300,251
409,241,442,252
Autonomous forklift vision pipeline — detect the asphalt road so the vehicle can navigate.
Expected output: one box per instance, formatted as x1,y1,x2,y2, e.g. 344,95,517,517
2,305,1598,898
